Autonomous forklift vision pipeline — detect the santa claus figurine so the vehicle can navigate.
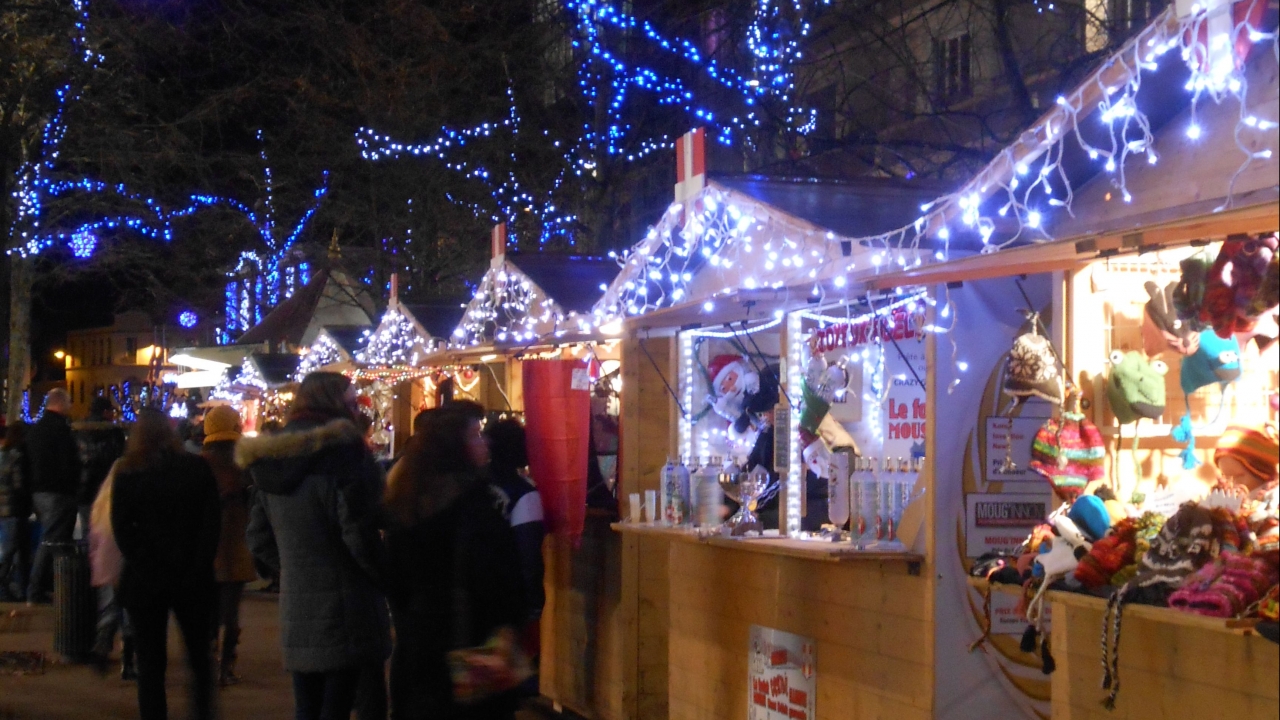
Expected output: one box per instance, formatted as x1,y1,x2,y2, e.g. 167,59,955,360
706,354,762,431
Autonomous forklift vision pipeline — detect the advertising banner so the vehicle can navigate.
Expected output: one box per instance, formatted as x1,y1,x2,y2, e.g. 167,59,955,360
748,626,816,720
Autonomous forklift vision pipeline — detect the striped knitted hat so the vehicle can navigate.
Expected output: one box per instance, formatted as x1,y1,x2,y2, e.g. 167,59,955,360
1029,411,1106,501
1214,426,1279,486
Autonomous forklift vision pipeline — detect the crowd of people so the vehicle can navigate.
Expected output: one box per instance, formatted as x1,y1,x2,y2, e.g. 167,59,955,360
0,372,547,720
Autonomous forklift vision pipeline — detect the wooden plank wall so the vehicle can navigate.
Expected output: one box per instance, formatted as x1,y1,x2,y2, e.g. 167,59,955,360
1050,598,1280,719
667,545,934,720
618,334,677,720
541,514,626,720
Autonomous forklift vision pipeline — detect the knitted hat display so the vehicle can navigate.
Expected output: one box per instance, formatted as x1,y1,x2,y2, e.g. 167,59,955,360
1003,317,1063,406
1028,409,1106,502
1214,426,1280,486
1179,329,1242,395
1068,495,1113,543
1172,251,1213,331
1142,280,1200,357
1075,518,1139,590
1105,351,1168,424
1200,233,1280,339
1169,551,1278,618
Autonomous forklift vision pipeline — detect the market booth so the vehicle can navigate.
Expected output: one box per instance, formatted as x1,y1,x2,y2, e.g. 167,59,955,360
596,160,947,720
598,4,1279,717
858,6,1280,717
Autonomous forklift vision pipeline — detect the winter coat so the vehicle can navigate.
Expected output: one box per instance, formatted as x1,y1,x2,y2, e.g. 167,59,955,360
385,465,527,720
111,451,221,608
25,411,82,496
238,417,391,673
74,420,127,507
489,466,546,624
204,441,257,584
0,447,32,519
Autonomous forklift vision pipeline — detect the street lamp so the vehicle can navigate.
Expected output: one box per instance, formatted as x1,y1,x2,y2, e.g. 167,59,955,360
54,350,66,360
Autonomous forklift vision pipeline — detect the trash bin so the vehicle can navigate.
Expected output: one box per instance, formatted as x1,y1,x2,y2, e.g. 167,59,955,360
52,541,94,661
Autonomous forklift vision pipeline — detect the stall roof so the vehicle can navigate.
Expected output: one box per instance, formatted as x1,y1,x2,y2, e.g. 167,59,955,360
401,303,466,341
861,10,1279,288
507,254,619,315
237,266,376,348
319,325,369,358
713,175,948,242
245,353,301,387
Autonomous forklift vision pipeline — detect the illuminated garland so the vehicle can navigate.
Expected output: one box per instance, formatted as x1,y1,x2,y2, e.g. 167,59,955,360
452,260,568,347
295,331,350,381
357,306,436,367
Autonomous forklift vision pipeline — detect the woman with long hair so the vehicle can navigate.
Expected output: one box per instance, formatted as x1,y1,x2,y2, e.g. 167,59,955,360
240,372,390,720
110,408,221,720
384,403,527,720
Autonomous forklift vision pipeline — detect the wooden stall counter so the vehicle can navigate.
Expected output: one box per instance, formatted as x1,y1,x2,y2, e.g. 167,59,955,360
612,522,923,566
613,522,935,720
1048,590,1278,720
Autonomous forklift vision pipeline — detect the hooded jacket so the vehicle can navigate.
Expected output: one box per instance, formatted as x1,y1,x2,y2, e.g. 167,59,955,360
239,417,391,673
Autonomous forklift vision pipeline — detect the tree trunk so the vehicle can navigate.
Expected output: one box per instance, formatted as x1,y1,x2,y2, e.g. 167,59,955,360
6,253,33,424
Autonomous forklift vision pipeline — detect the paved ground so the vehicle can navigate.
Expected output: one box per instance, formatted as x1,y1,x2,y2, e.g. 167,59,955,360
0,592,559,720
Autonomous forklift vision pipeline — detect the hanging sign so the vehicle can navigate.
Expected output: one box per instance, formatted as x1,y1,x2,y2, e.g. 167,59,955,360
748,626,816,720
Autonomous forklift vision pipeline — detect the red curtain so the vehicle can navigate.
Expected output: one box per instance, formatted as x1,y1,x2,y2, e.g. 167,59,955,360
522,359,591,542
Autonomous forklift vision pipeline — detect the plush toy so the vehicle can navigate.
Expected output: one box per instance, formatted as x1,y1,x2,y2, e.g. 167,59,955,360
1105,351,1168,424
1200,233,1279,339
706,355,779,435
1143,280,1200,357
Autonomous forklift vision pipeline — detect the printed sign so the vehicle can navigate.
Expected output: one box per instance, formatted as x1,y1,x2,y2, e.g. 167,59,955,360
988,591,1050,635
984,417,1049,484
773,405,791,473
749,626,816,720
965,492,1052,558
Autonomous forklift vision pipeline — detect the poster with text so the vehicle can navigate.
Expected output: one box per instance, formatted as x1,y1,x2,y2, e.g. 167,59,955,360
748,626,815,720
983,416,1049,485
965,492,1053,558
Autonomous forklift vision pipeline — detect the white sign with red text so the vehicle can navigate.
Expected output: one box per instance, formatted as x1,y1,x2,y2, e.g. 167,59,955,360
748,626,816,720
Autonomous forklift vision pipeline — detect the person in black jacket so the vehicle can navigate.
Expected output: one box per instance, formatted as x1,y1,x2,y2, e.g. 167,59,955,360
0,422,33,601
111,408,221,720
24,388,82,603
483,420,545,660
75,397,127,533
240,372,391,720
384,403,527,720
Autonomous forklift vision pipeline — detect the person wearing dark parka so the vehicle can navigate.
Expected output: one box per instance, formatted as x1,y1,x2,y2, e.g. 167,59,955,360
239,372,390,720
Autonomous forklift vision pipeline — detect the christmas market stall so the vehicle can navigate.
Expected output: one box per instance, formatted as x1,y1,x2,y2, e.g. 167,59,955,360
597,130,949,720
856,5,1280,717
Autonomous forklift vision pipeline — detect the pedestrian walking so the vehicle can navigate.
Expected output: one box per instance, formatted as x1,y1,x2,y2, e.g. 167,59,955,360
201,405,257,688
384,403,528,720
111,408,221,720
75,396,129,671
0,422,33,602
87,458,135,679
75,397,127,539
239,372,390,720
484,418,546,682
24,389,82,604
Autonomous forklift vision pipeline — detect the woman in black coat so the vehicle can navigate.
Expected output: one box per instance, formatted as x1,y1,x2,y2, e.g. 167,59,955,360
384,403,527,720
110,408,221,720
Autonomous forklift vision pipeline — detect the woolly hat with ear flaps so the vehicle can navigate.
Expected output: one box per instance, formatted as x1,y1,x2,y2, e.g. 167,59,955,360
1105,351,1168,424
1029,397,1106,502
1179,329,1241,396
1003,320,1063,406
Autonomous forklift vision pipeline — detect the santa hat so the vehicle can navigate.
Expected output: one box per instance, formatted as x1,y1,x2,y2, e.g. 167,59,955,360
1215,426,1280,485
707,355,743,389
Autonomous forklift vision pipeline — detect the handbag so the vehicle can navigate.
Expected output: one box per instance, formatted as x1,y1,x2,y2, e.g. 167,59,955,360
88,463,123,588
446,515,533,705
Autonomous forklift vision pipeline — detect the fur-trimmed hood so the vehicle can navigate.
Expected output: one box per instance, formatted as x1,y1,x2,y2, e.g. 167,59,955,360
236,418,365,495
